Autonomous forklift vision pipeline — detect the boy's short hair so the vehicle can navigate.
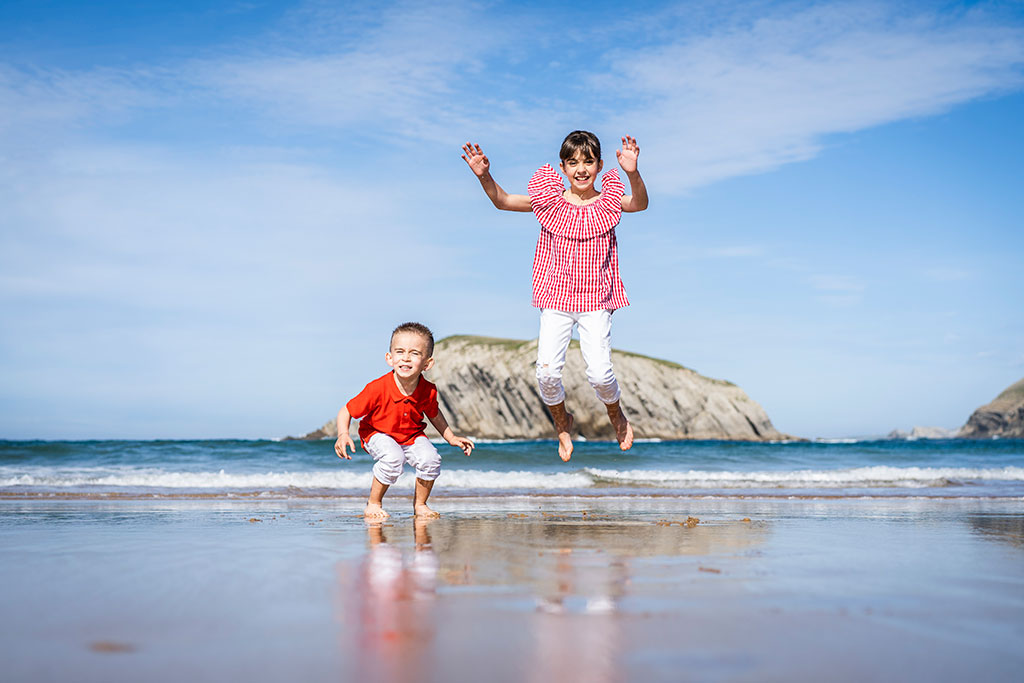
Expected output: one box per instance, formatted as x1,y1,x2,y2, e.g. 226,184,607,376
560,130,602,162
391,321,435,357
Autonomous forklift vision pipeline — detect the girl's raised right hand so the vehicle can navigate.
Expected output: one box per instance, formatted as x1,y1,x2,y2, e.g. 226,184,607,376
461,142,490,177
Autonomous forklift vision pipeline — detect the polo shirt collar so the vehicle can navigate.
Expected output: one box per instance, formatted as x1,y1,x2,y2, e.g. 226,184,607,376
386,372,420,403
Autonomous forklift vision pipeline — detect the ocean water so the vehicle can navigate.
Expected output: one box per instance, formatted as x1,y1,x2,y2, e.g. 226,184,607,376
2,437,1023,499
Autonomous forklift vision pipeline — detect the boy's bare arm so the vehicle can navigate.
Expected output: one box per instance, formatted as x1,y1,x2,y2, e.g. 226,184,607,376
461,142,532,212
616,135,649,213
428,410,475,456
334,406,355,459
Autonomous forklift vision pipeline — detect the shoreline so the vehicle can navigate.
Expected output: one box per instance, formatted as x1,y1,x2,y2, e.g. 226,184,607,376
4,490,1024,501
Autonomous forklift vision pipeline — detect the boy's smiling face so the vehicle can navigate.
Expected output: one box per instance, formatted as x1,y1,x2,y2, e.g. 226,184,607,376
560,149,603,194
386,331,434,381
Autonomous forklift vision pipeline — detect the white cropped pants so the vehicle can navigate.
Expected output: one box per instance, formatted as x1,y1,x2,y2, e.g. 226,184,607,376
365,433,441,486
536,308,620,406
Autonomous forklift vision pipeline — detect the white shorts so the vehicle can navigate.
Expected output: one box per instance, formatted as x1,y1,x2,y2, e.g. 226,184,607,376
535,308,620,406
365,433,441,486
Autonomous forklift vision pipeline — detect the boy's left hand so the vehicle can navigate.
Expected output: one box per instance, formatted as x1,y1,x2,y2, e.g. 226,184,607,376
450,436,474,456
616,135,640,173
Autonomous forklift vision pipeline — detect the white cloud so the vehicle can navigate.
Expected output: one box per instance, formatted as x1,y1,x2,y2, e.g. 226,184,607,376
189,1,548,144
664,244,765,261
810,274,865,292
0,143,454,317
0,64,166,142
810,272,865,306
4,2,1021,191
599,2,1024,191
701,245,763,258
924,267,971,282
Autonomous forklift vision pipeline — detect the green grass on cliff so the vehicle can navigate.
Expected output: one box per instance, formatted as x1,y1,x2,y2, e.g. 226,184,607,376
437,335,532,351
995,378,1024,402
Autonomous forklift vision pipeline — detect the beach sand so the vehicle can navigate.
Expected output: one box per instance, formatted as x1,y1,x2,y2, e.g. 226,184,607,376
2,496,1022,682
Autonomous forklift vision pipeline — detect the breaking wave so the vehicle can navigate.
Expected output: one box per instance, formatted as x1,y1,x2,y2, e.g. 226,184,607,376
4,465,1023,495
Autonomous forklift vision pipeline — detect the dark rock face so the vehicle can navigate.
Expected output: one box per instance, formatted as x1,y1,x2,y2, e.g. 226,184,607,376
294,335,790,442
960,378,1024,439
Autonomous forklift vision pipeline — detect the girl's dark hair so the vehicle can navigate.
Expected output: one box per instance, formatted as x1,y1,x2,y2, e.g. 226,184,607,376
391,321,434,356
559,130,601,162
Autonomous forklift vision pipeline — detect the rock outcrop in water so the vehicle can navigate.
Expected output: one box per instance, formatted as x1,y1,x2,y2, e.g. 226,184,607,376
886,426,960,440
959,378,1024,439
294,335,790,442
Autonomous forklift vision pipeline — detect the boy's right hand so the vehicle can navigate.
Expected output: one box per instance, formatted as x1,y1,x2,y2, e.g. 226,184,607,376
335,435,355,459
461,142,490,177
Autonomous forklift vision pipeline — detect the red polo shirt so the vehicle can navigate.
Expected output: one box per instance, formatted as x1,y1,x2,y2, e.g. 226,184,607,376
346,372,439,448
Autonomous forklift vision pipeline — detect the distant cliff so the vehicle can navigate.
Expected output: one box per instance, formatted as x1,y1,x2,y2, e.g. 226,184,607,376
959,378,1024,439
296,335,791,442
886,426,960,440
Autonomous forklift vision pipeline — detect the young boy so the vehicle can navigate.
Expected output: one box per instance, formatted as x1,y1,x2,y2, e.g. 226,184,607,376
461,131,649,461
335,322,474,518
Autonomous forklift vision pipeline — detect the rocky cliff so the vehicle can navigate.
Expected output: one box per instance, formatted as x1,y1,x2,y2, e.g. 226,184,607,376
297,335,790,442
959,378,1024,439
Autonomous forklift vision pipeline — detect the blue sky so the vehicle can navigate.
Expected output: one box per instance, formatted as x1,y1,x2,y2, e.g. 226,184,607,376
1,0,1022,439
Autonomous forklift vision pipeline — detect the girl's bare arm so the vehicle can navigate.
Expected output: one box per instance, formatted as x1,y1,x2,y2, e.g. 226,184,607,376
461,142,532,212
617,136,649,213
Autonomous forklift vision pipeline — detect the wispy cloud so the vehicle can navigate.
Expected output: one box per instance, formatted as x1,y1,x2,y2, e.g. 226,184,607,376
810,274,866,292
671,244,765,260
923,267,971,282
0,143,453,316
810,272,865,306
189,1,549,144
3,2,1022,190
0,64,163,141
599,2,1024,191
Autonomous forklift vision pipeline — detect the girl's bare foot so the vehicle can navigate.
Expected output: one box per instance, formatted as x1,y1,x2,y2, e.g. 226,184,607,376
547,402,575,462
557,413,575,462
414,504,440,518
606,402,634,451
364,503,389,518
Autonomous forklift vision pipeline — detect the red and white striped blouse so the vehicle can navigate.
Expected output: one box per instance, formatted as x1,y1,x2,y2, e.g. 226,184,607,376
527,164,629,312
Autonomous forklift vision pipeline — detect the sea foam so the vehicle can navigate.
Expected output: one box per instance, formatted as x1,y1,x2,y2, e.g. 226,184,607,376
4,464,1023,492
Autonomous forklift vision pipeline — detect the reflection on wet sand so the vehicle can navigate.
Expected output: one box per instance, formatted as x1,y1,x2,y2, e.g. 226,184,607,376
335,512,769,681
528,543,630,682
425,513,768,588
336,518,439,682
965,513,1024,548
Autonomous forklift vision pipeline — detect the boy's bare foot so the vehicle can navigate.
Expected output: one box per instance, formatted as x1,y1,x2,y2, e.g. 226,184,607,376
414,504,440,519
606,402,634,451
364,503,389,518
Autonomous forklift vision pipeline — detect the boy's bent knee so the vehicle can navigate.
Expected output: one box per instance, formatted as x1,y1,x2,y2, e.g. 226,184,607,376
411,455,440,481
407,438,441,481
372,460,403,486
367,434,405,485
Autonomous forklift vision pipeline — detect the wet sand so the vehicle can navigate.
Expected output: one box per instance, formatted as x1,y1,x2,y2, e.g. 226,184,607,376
2,496,1023,681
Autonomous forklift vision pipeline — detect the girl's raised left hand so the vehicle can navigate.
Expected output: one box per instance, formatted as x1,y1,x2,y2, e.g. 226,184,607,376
616,136,640,173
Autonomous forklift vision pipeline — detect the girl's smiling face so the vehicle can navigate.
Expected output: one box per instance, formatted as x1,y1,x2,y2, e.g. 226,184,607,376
560,150,603,196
